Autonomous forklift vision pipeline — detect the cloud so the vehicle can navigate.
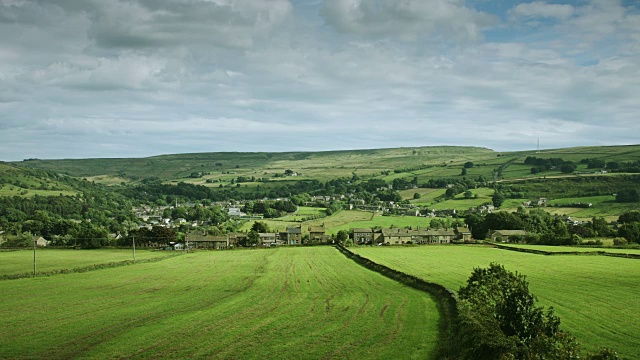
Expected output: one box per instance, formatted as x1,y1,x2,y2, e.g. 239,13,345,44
320,0,498,42
0,0,639,160
509,1,575,20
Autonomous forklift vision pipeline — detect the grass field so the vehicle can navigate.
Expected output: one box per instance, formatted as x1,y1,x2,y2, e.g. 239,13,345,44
0,247,441,359
498,243,640,255
0,249,174,277
351,245,640,358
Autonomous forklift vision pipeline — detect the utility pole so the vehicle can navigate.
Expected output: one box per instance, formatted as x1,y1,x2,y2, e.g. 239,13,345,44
33,236,36,276
132,236,136,263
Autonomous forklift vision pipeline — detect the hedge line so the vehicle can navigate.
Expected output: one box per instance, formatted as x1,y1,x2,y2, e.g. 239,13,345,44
335,245,459,359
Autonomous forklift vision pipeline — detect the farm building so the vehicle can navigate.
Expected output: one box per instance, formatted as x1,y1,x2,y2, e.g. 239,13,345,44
491,230,528,242
186,232,229,249
282,227,302,245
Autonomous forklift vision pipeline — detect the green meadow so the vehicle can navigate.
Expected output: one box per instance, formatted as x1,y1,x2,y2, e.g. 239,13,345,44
351,245,640,358
0,249,173,277
0,247,441,360
497,243,640,254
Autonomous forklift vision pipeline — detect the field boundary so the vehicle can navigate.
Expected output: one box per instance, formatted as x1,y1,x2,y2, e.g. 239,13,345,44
492,243,640,259
0,253,181,281
335,245,458,359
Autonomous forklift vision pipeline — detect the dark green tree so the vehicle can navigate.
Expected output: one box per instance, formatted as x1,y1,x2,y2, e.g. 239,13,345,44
456,263,581,359
251,221,270,233
492,192,506,208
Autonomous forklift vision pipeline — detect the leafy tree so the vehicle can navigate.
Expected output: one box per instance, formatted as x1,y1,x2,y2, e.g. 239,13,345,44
464,161,474,168
247,230,259,246
251,221,269,233
336,230,349,244
413,193,421,199
560,162,577,173
618,210,640,224
456,263,580,359
492,192,506,208
464,190,473,199
618,222,640,244
616,189,639,203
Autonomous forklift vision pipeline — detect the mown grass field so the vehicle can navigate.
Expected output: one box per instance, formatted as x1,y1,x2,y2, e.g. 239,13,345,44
0,249,173,277
0,247,441,359
498,243,640,254
351,245,640,358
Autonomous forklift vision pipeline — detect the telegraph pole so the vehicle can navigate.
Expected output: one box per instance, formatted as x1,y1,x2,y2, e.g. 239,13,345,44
33,236,37,276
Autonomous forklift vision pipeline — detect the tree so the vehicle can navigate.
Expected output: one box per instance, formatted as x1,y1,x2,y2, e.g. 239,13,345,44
464,161,474,168
413,192,421,199
616,189,639,203
247,230,259,246
336,230,349,244
492,192,506,208
464,190,473,199
461,168,467,176
619,210,640,224
456,263,580,359
560,162,577,173
251,221,269,233
618,222,640,244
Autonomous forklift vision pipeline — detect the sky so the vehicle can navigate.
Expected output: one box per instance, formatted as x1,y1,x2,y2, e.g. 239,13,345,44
0,0,639,160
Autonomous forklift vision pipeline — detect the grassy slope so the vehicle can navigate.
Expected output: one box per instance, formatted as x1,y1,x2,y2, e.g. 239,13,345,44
352,245,640,358
13,146,496,181
0,162,78,197
0,247,440,360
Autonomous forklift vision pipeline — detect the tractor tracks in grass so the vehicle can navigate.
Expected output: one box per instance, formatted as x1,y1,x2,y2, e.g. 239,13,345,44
335,245,458,359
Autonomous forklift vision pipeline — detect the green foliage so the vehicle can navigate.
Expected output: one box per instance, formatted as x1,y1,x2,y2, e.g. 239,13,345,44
492,191,506,208
250,221,269,233
464,161,474,168
456,263,581,360
615,189,639,203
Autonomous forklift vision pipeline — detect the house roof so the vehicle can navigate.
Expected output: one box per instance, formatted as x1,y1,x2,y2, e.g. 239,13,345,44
493,230,527,236
286,227,302,234
456,227,471,234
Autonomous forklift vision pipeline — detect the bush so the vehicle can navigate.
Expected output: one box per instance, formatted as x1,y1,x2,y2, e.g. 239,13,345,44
456,263,581,359
612,237,628,246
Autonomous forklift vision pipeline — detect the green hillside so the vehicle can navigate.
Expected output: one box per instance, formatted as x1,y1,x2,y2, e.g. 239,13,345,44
0,162,78,197
13,145,640,186
14,146,497,181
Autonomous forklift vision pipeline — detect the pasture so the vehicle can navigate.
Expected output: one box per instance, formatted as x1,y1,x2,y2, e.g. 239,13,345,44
0,249,173,277
0,247,441,359
497,243,640,255
351,245,640,358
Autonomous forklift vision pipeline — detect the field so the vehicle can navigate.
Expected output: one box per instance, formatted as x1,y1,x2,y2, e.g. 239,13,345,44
0,249,173,277
351,245,640,358
498,243,640,254
0,247,441,359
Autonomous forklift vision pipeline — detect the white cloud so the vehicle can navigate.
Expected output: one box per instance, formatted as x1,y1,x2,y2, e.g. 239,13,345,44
0,0,639,160
510,1,575,20
320,0,498,42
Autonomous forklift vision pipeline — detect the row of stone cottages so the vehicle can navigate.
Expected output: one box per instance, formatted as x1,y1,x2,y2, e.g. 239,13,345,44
180,226,473,250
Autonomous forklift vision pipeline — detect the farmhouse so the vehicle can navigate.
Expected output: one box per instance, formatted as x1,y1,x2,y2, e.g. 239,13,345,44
352,228,373,245
186,232,229,249
491,230,528,242
259,233,278,246
455,227,472,242
282,227,302,245
309,226,327,242
35,236,49,247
